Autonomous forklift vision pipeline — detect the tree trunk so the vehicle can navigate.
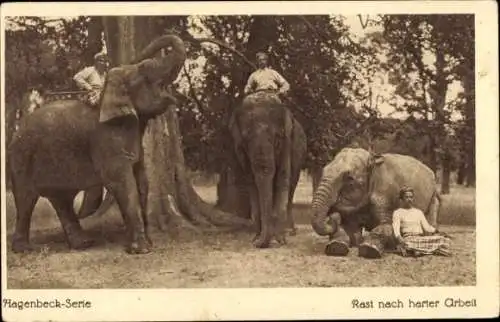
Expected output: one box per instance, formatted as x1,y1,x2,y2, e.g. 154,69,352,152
427,134,438,174
456,161,466,185
215,153,251,219
101,16,251,234
441,153,451,194
84,17,104,65
463,66,475,187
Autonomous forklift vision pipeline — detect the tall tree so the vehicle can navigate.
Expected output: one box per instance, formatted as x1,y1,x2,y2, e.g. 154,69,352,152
380,14,474,193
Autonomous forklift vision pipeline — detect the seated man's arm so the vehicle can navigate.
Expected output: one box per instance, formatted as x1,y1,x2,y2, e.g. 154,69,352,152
418,210,437,234
273,70,290,94
392,210,404,243
73,67,94,91
243,73,256,95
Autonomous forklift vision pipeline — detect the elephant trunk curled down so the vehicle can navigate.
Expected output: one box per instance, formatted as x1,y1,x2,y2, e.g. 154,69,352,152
9,34,187,255
310,147,441,258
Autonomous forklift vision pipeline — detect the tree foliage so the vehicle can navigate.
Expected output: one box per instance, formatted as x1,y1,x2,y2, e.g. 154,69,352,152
372,14,475,191
4,14,476,196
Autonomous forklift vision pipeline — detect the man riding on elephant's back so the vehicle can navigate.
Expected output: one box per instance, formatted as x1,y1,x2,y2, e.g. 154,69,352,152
73,52,109,106
243,52,290,106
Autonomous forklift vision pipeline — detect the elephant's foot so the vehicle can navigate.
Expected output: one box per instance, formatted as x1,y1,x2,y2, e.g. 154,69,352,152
253,235,271,249
127,237,152,255
68,232,95,250
146,234,153,248
11,239,35,253
358,242,383,259
275,233,287,245
325,240,349,256
286,227,297,236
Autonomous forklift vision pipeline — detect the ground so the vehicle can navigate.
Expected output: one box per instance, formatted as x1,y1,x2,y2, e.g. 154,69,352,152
5,175,476,288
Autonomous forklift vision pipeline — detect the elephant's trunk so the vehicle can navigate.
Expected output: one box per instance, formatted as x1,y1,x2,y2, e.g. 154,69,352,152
310,169,343,236
132,34,187,85
334,192,371,215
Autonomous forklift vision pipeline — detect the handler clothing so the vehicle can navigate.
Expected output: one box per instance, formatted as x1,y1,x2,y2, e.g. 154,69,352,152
401,235,451,256
392,207,451,256
73,66,107,106
244,67,290,95
392,207,436,239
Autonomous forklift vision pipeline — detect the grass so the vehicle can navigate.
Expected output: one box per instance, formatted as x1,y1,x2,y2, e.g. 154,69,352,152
4,176,476,288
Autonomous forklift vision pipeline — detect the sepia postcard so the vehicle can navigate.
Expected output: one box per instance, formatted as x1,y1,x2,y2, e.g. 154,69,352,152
1,1,498,321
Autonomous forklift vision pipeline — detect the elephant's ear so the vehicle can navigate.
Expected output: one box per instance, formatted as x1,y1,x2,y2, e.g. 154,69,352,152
99,67,138,123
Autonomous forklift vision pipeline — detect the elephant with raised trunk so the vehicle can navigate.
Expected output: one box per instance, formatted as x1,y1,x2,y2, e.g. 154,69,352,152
311,147,440,258
9,34,187,255
229,92,307,248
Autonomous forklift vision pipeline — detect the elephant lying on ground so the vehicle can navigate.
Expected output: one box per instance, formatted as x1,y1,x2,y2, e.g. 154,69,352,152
9,34,187,255
229,92,307,248
311,147,440,258
324,204,376,252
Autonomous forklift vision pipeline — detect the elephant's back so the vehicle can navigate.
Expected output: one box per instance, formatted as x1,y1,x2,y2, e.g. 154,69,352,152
27,100,99,133
11,100,102,189
376,153,438,213
382,153,436,182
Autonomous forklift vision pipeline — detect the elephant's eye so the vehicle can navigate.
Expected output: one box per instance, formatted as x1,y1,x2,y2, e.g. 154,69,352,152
344,174,355,182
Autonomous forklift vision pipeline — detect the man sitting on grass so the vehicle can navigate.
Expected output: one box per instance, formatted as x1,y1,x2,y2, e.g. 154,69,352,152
393,186,452,257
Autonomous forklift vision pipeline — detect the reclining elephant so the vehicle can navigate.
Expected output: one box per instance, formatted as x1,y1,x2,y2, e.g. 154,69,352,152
311,147,440,258
229,92,307,248
8,34,187,255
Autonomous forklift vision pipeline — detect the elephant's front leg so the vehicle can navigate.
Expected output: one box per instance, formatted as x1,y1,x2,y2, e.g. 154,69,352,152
134,159,152,247
102,161,150,254
274,155,291,245
358,194,393,259
249,183,261,241
324,212,351,256
251,163,275,249
342,217,363,247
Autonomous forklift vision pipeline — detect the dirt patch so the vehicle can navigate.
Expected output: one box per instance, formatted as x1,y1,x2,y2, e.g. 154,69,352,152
4,182,476,288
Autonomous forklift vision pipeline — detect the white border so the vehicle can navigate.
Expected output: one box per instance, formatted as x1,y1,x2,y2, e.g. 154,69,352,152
1,1,498,320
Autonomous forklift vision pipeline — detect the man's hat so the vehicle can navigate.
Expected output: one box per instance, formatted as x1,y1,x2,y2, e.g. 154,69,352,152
94,52,108,61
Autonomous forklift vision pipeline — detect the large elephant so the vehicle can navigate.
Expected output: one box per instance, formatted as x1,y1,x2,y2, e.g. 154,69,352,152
8,34,187,255
229,92,307,248
311,147,440,258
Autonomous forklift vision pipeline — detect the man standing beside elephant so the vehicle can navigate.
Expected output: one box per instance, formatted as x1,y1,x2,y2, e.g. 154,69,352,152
73,52,109,106
243,52,290,105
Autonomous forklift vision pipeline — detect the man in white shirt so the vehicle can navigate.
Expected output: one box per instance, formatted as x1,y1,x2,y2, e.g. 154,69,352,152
243,52,290,103
393,187,451,257
73,52,109,106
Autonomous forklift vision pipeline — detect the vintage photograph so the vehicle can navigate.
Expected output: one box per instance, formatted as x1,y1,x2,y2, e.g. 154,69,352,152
3,12,476,287
1,1,498,320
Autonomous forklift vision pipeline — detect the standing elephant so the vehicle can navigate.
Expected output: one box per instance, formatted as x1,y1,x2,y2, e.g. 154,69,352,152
311,147,440,258
229,92,307,248
8,34,187,255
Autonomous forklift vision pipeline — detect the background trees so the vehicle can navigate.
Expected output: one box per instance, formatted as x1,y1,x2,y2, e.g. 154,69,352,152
4,14,475,212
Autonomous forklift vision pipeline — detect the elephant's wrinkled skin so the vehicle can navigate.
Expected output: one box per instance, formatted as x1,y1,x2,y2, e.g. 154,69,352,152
229,94,306,248
311,147,440,258
9,34,187,255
